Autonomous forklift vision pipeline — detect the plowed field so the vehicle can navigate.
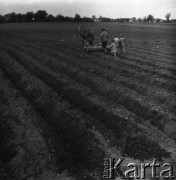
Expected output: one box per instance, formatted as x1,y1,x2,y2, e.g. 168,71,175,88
0,22,176,180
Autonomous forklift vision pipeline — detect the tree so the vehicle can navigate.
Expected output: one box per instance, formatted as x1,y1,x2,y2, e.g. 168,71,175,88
0,14,6,23
147,14,154,22
99,15,103,21
156,18,162,23
137,17,142,22
64,16,73,22
25,12,34,22
56,14,65,22
5,13,17,23
34,10,48,22
143,16,147,22
3,13,17,23
46,14,55,22
92,15,96,21
16,13,24,22
165,13,171,21
98,15,111,22
74,13,81,22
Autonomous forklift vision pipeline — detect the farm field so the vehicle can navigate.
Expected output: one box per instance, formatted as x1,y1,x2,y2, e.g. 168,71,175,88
0,22,176,179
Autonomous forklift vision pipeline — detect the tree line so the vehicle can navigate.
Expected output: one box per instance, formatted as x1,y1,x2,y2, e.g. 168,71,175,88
0,10,93,23
0,10,172,23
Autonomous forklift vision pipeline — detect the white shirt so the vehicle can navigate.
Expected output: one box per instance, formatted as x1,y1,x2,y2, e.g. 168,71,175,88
114,37,119,44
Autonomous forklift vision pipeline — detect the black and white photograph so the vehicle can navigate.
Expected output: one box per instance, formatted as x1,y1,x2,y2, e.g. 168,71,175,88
0,0,176,179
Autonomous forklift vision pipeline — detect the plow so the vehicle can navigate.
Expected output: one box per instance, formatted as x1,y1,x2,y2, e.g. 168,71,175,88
76,34,112,53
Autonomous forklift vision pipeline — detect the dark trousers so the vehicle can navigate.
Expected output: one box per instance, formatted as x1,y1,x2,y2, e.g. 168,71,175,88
102,41,107,53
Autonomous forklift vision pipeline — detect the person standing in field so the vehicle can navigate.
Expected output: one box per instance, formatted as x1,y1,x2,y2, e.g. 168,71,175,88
113,34,120,54
109,39,118,59
100,29,109,54
114,34,120,44
119,34,126,54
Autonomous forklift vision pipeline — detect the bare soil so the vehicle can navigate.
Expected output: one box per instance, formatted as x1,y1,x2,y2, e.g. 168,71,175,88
0,22,176,179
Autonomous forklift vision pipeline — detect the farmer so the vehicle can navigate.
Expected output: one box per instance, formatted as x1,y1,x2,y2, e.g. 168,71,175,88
78,25,94,48
119,34,126,54
100,29,109,54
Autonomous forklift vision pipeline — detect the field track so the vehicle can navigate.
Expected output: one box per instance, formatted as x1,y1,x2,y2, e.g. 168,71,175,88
0,22,176,179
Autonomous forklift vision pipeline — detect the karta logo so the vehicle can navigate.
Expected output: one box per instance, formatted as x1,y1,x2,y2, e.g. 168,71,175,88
103,158,176,179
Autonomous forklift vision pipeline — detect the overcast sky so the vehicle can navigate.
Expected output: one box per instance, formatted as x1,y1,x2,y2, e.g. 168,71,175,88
0,0,176,19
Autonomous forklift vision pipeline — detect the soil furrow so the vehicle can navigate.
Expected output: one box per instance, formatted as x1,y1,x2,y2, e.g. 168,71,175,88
1,47,175,164
1,21,176,180
1,43,176,136
0,70,79,180
126,47,176,69
10,40,176,114
7,38,176,94
0,48,116,179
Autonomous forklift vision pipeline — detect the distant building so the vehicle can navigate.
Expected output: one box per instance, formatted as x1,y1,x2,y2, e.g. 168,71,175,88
94,18,99,22
129,18,134,23
171,19,176,23
153,19,157,23
158,19,163,23
129,17,136,23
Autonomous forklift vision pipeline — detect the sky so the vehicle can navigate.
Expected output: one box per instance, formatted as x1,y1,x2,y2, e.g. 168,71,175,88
0,0,176,19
